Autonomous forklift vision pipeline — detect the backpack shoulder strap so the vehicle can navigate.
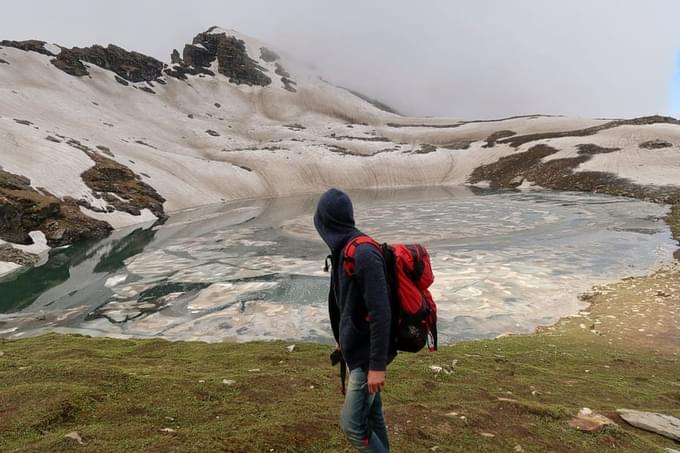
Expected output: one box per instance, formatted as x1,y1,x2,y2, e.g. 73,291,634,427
342,235,381,277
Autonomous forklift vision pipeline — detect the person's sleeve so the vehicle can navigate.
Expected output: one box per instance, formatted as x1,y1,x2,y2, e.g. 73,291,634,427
354,244,391,371
328,279,340,343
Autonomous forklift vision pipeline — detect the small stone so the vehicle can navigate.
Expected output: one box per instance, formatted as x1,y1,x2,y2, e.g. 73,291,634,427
446,412,459,417
430,365,443,374
514,445,524,452
64,432,85,445
222,379,236,385
248,368,261,372
480,432,495,438
309,385,315,389
430,447,440,451
0,351,4,356
198,379,205,383
165,416,175,421
286,344,296,352
160,428,176,433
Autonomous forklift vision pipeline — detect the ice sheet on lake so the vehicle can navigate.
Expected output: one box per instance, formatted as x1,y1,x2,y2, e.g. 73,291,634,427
0,188,677,343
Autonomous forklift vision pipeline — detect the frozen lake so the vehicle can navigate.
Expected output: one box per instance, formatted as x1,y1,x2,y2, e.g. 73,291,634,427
0,187,676,343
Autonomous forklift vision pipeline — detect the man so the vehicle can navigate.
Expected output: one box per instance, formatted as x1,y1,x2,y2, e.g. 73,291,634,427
314,188,396,453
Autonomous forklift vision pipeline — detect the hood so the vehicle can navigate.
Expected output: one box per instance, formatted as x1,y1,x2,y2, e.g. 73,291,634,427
314,188,359,252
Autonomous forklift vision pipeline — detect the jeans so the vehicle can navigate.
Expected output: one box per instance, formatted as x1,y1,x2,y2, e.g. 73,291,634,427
340,368,390,452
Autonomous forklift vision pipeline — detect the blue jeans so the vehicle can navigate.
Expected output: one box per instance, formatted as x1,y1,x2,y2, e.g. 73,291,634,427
340,368,390,452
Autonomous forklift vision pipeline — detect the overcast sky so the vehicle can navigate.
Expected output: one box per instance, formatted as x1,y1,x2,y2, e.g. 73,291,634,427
2,0,680,119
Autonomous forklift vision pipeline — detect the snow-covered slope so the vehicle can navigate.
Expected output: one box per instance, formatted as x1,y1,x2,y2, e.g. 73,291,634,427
1,27,680,272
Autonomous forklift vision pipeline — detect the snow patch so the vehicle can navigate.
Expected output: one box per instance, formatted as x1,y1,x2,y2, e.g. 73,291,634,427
0,261,21,278
79,207,157,229
43,43,61,56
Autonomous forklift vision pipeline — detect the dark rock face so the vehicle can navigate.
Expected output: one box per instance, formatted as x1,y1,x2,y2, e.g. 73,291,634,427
0,168,112,247
171,49,181,64
182,43,214,68
177,31,272,87
51,48,89,76
51,44,165,82
0,40,52,56
639,139,673,150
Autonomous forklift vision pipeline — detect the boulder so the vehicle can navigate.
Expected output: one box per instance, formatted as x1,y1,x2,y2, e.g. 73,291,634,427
569,408,616,433
617,409,680,441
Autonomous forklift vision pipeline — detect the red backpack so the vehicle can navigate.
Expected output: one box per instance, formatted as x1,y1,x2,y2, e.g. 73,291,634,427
343,235,438,353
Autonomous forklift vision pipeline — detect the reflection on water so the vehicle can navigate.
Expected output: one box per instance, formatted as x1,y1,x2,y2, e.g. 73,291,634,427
0,187,676,343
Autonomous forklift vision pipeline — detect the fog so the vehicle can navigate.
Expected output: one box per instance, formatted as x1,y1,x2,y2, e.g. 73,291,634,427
2,0,680,119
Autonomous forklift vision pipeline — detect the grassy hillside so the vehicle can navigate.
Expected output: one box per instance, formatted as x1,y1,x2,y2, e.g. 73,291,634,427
2,278,679,453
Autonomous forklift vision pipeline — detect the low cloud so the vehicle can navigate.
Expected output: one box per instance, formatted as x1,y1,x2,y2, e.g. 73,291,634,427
2,0,679,119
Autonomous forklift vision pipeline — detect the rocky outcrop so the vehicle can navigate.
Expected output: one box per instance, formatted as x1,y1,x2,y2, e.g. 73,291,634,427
0,168,111,247
0,244,39,266
0,40,53,56
3,39,166,82
51,45,165,82
170,49,181,64
469,144,680,204
182,30,271,87
80,152,165,219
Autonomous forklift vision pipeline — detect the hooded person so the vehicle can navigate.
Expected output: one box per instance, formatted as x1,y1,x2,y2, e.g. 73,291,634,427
314,188,396,453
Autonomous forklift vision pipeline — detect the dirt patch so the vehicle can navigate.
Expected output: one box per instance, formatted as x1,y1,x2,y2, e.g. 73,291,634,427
564,263,680,354
413,144,438,154
639,139,673,150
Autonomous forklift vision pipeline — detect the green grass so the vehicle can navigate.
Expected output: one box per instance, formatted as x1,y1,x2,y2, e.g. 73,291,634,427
1,323,679,452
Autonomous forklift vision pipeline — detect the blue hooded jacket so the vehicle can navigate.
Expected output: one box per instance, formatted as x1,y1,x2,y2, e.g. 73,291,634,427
314,188,395,372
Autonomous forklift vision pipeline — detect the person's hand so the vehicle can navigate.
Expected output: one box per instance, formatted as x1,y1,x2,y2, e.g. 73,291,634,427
367,370,385,394
335,343,341,352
